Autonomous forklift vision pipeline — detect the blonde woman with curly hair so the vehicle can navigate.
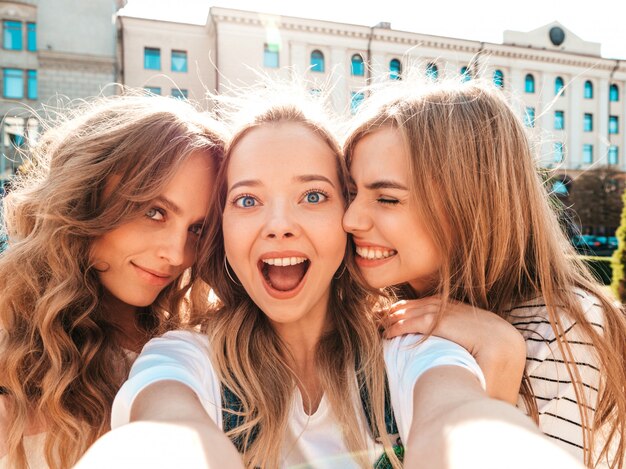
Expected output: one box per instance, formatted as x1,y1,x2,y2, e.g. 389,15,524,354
343,79,626,469
0,94,225,469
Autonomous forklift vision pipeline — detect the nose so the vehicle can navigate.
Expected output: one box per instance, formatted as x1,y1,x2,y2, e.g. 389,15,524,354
343,197,371,234
156,228,188,267
261,200,300,239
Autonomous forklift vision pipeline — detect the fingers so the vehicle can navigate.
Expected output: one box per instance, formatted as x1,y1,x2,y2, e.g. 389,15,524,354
387,296,442,314
383,312,438,339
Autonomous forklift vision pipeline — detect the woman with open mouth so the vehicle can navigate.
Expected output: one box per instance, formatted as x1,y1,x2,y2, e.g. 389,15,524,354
343,79,626,469
90,88,585,469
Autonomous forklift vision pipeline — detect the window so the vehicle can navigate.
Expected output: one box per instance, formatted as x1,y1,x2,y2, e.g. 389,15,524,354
555,76,564,96
524,73,535,93
27,70,37,100
389,58,401,80
524,107,535,128
584,113,593,132
460,66,471,82
426,63,438,80
310,50,324,73
552,180,568,196
3,20,22,50
610,116,619,134
554,111,564,130
144,47,161,70
263,43,279,68
171,88,188,99
350,91,364,114
351,54,364,77
609,146,619,165
584,80,593,99
3,68,23,99
144,86,161,95
583,144,593,164
553,142,564,163
27,22,36,52
493,69,504,88
610,84,620,102
171,50,187,72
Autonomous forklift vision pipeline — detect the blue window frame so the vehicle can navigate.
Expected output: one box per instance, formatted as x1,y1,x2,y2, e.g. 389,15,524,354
553,142,564,163
493,69,504,88
610,116,619,134
27,22,36,52
389,58,401,80
3,20,22,50
171,88,188,99
171,50,187,72
310,50,324,73
426,63,438,80
584,113,593,132
584,80,593,99
27,70,37,100
263,43,279,68
524,73,535,93
350,91,364,114
555,76,564,96
3,68,23,98
460,66,471,82
609,146,619,165
610,84,619,102
144,86,161,95
351,54,364,76
144,47,161,70
554,111,564,130
524,107,535,128
552,179,568,196
583,144,593,164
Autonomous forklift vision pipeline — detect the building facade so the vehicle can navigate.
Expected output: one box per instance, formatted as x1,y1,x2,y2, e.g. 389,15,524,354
0,0,124,183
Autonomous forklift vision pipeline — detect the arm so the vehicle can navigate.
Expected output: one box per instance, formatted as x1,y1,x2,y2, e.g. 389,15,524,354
384,297,526,404
405,366,584,469
75,381,243,469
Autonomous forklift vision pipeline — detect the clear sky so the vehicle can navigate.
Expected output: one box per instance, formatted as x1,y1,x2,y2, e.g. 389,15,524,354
120,0,626,59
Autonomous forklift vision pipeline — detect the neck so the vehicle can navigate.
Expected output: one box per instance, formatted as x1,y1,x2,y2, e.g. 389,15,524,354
102,294,147,353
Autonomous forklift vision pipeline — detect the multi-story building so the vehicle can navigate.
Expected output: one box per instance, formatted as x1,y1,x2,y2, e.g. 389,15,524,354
0,0,125,183
118,7,626,183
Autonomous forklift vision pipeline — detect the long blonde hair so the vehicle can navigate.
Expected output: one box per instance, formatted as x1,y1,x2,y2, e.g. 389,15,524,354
0,94,225,469
196,92,400,468
345,80,626,468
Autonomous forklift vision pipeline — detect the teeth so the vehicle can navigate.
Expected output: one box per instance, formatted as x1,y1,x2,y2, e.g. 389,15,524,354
355,246,396,260
262,257,308,266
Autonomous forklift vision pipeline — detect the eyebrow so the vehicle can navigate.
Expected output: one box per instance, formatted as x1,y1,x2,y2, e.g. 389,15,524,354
228,174,335,193
364,180,409,191
155,196,182,215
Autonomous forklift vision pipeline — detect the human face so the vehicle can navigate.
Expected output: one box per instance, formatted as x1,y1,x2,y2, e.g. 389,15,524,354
91,151,214,310
222,122,345,331
343,126,441,293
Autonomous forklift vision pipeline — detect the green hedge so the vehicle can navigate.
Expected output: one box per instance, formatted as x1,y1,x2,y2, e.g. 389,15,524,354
580,255,612,285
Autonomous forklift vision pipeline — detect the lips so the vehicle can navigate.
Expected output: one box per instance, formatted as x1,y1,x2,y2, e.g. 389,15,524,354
131,262,173,287
258,252,310,298
353,242,397,268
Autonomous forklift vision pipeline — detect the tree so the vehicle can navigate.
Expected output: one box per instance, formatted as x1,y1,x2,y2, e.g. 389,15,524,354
612,188,626,302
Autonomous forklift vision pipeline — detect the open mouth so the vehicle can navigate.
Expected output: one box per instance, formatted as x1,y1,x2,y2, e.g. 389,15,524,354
259,256,310,292
355,246,397,260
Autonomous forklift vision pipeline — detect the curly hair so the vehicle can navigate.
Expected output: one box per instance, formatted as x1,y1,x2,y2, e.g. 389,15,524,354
0,94,225,469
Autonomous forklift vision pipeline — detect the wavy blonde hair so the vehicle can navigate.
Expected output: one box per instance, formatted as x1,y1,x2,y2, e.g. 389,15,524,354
0,94,225,469
195,90,400,468
344,79,626,468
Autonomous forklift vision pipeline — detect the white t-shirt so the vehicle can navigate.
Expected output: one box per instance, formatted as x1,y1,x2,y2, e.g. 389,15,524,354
112,331,485,468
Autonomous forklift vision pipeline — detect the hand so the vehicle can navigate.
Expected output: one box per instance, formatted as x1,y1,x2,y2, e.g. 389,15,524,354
383,297,526,404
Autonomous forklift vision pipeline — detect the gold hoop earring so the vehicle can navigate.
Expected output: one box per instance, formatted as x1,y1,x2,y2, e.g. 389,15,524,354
224,257,242,286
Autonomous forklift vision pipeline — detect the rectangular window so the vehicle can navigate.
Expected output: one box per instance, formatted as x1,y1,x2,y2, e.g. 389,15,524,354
171,50,187,72
583,144,593,164
3,68,24,99
144,47,161,70
609,116,619,135
609,146,619,165
3,20,22,50
524,107,535,128
171,88,188,99
554,111,564,130
584,113,593,132
27,70,37,100
553,142,564,163
26,22,36,51
144,86,161,95
350,91,365,114
263,43,279,68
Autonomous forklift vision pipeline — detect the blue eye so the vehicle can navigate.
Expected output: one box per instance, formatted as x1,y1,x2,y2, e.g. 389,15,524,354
146,207,165,220
189,224,203,237
235,195,257,208
304,191,327,204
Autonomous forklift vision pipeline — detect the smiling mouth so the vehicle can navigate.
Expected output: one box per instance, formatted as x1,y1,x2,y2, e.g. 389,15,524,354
259,256,310,292
355,246,397,260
